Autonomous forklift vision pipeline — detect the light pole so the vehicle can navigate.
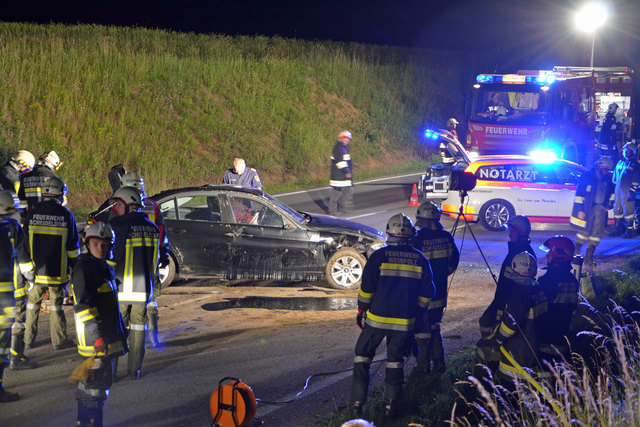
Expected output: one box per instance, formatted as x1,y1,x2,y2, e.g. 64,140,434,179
574,2,608,68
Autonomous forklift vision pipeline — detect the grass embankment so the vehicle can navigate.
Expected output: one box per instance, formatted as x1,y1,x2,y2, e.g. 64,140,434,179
323,258,640,426
0,22,471,215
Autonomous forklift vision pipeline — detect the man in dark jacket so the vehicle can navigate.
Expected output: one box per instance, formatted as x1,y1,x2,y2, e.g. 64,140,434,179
222,158,262,190
477,215,536,371
597,102,620,162
18,150,62,213
350,213,434,418
0,150,35,194
412,201,459,375
328,130,353,216
71,221,128,426
570,157,615,266
537,236,579,367
611,142,639,238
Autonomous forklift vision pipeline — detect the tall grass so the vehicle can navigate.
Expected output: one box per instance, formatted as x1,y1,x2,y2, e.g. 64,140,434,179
0,23,472,211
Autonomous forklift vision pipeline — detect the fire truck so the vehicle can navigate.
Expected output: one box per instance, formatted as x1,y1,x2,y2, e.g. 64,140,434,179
465,66,635,166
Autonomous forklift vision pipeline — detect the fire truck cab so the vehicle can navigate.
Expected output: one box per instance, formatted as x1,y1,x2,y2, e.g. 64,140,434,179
466,66,634,167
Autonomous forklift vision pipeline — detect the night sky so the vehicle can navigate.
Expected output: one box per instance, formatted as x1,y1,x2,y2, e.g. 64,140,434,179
2,0,640,70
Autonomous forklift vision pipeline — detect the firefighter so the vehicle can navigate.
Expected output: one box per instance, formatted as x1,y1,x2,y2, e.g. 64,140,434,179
611,142,639,238
108,186,161,379
445,118,459,141
597,102,620,162
477,252,547,389
0,211,20,401
222,158,262,190
412,201,459,375
119,172,171,348
0,150,35,194
17,150,62,213
537,236,579,367
24,176,80,350
0,191,37,370
328,130,354,216
570,157,615,266
350,214,434,418
477,215,535,371
71,221,128,427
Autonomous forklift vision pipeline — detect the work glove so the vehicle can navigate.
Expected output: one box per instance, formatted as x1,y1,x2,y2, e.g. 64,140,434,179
356,309,366,330
628,190,637,202
93,337,107,354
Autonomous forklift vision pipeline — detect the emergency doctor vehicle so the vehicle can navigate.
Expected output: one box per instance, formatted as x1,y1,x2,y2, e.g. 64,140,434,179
418,130,586,231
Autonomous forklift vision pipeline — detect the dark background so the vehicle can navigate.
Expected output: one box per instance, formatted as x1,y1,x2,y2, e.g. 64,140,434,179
3,0,639,71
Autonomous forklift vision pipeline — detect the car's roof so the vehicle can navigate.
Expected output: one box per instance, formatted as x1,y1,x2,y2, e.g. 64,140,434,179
150,184,265,200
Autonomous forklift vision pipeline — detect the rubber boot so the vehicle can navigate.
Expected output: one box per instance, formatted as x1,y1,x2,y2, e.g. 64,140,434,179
76,393,104,427
574,241,584,256
623,224,635,239
584,245,596,267
128,329,145,379
9,334,37,370
112,357,119,383
430,328,446,374
145,307,160,349
413,339,431,376
0,362,20,402
384,398,399,419
609,219,624,236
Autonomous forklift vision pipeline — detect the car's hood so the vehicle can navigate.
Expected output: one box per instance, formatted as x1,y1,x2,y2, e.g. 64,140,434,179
302,212,386,243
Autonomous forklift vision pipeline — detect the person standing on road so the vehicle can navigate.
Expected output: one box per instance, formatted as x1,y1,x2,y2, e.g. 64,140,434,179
537,236,579,367
570,157,615,266
328,130,354,216
120,172,171,349
411,202,459,375
350,213,434,418
71,221,128,426
0,150,35,194
222,158,262,190
108,186,161,379
611,142,639,238
18,150,63,213
476,252,547,389
477,215,535,372
24,176,80,350
597,103,620,163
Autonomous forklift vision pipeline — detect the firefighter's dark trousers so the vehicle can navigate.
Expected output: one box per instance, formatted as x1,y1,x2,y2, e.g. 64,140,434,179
351,325,412,403
25,285,67,347
120,303,147,376
75,356,114,427
575,205,608,248
328,186,353,216
11,284,26,357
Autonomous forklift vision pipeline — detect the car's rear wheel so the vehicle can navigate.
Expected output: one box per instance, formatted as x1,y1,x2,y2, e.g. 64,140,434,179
158,255,176,289
325,248,366,290
479,199,514,231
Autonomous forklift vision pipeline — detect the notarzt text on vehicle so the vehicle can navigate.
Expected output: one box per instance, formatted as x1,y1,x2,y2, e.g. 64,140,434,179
478,168,538,182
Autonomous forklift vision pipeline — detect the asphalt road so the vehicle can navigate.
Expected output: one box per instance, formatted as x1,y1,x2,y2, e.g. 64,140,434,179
4,173,640,426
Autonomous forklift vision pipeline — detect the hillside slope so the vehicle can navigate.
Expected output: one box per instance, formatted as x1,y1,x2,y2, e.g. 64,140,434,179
0,23,470,211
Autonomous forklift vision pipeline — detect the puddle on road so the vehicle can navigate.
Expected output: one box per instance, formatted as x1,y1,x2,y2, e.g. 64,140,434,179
201,296,356,311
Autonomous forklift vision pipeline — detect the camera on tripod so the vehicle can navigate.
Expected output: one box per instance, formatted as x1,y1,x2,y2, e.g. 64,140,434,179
449,170,477,192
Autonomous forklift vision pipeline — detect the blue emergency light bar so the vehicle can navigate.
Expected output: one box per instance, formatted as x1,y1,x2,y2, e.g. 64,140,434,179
424,129,439,139
476,74,556,85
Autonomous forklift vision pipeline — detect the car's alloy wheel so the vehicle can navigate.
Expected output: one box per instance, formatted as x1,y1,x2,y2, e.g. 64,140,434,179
479,199,514,231
325,247,366,290
158,255,176,288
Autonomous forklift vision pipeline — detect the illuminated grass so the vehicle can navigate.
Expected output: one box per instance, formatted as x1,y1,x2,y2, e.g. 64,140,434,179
0,22,470,212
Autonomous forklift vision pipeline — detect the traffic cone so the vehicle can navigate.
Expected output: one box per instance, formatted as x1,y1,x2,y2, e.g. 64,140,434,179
408,184,420,206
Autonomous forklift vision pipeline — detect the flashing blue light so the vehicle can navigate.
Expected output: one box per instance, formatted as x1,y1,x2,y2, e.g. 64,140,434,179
545,75,556,84
528,149,557,164
476,74,494,83
424,129,438,139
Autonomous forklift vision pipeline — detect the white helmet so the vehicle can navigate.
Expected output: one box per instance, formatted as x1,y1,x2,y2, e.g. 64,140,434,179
386,213,415,238
12,150,35,170
510,252,537,277
608,102,619,112
0,190,19,215
112,186,143,209
338,130,352,139
446,118,458,128
120,172,146,196
38,150,61,170
84,221,115,244
41,176,67,199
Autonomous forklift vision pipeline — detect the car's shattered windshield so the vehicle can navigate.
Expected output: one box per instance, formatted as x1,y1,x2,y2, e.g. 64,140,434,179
262,193,307,223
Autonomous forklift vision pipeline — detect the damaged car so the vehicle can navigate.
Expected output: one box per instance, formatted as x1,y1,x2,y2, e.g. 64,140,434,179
151,185,386,289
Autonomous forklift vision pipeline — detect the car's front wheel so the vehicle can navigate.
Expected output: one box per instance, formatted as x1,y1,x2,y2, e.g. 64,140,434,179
325,248,366,290
479,199,514,231
158,255,177,289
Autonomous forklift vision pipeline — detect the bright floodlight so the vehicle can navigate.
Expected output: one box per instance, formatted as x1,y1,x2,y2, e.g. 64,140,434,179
574,3,608,32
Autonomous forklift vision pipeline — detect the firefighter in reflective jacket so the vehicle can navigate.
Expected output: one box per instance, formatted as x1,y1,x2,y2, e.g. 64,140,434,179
24,176,80,350
119,172,171,348
71,221,128,426
477,252,547,388
612,142,639,238
108,186,161,379
412,202,459,375
17,150,62,213
570,157,615,266
350,214,434,418
537,236,579,367
597,103,620,162
0,150,35,194
0,217,19,401
0,191,37,370
328,130,353,216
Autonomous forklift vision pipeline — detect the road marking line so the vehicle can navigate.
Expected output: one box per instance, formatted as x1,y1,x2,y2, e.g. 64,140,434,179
346,211,387,220
275,172,423,197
